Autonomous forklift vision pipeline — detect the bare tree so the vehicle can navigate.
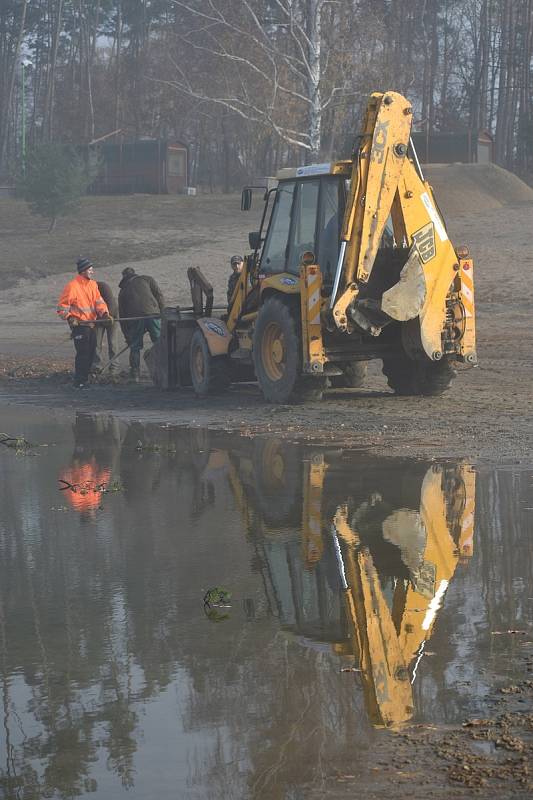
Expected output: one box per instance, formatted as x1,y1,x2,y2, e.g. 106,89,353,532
162,0,357,160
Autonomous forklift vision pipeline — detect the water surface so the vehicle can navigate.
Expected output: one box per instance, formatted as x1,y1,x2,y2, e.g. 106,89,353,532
0,407,531,798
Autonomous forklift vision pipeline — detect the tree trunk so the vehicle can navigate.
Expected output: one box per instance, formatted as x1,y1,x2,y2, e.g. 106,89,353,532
0,0,28,169
494,0,511,164
517,0,533,170
114,0,122,131
43,0,64,141
307,0,322,161
428,0,439,131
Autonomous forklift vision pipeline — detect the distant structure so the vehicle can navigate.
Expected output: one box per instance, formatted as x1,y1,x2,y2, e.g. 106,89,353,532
411,130,493,164
0,176,15,197
86,133,188,194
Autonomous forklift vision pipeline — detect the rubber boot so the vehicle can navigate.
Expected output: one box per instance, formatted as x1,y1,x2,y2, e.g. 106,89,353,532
129,349,141,383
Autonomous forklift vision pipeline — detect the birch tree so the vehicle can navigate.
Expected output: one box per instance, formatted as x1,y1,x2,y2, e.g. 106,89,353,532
164,0,356,160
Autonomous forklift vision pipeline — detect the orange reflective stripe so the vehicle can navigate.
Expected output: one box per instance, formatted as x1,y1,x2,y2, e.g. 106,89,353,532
71,304,96,313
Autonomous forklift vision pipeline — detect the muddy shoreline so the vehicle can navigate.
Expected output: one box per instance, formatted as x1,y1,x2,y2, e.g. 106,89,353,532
314,682,533,799
2,199,533,466
1,341,531,465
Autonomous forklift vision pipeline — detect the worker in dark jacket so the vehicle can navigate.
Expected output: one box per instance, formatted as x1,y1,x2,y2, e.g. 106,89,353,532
227,255,244,307
92,281,120,376
118,267,165,381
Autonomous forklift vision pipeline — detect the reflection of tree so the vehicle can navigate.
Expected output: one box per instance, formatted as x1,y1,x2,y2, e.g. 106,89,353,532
0,486,100,798
180,627,367,800
102,644,137,790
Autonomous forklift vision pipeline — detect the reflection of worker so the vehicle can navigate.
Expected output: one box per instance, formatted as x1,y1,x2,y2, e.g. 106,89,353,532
59,458,111,514
56,258,111,388
227,255,244,307
118,267,165,381
72,412,124,464
92,281,120,376
59,413,123,515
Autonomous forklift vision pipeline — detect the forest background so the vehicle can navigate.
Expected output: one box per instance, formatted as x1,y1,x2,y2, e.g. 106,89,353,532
1,0,532,192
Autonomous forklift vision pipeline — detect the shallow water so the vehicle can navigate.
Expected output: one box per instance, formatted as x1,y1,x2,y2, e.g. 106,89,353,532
0,406,531,799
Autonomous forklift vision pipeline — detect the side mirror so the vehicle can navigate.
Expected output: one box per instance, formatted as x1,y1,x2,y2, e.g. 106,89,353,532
248,231,261,250
241,188,252,211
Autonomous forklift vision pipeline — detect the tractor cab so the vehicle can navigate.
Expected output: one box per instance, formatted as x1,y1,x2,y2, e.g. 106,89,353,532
244,163,395,293
258,166,343,289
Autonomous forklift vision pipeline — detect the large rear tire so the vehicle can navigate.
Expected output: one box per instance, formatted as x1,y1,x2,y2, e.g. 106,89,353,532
190,329,230,396
382,355,456,396
329,361,368,389
252,297,325,403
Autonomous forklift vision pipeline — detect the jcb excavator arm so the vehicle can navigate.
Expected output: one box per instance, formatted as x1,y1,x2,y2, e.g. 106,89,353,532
330,91,413,318
331,91,476,364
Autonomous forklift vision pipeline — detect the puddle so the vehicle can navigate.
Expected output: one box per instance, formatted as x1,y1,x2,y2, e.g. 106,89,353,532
0,407,532,798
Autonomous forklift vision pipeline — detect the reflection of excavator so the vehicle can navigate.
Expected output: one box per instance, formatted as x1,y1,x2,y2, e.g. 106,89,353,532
206,440,475,728
331,463,475,727
155,90,476,402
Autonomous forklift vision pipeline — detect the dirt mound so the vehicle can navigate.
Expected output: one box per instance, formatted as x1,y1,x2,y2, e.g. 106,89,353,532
424,163,533,217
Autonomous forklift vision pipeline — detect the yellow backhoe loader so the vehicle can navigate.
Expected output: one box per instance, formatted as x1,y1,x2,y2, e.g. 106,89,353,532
154,90,476,402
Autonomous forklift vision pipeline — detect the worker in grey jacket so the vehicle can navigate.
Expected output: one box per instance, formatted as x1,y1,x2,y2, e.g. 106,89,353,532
118,267,165,380
92,281,120,376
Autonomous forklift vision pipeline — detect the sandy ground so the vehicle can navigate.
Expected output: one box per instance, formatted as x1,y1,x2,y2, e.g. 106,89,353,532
1,165,533,465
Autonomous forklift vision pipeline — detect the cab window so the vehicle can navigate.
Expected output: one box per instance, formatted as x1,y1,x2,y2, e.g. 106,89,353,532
286,180,320,275
316,177,342,283
260,182,296,273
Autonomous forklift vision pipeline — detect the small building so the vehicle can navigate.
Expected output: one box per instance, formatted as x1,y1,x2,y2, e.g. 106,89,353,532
88,137,188,194
411,130,493,164
0,175,16,198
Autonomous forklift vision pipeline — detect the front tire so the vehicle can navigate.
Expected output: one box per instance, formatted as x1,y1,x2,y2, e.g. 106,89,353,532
382,355,456,396
252,297,325,403
190,329,230,396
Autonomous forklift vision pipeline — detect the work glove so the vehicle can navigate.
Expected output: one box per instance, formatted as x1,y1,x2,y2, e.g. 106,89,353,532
102,313,113,323
67,317,79,329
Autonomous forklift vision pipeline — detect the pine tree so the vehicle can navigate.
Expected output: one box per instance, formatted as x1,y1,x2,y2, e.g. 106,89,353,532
17,142,91,232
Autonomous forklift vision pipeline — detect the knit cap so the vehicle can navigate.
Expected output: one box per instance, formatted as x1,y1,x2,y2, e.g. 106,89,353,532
76,257,93,273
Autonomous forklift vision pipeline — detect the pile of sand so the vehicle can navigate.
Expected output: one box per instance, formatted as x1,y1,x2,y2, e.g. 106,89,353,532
424,163,533,217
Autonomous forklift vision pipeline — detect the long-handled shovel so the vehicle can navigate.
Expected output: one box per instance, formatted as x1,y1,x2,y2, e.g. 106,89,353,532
97,342,131,374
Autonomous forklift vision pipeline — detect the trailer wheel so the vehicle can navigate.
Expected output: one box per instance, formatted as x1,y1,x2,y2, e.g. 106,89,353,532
382,355,456,396
253,297,325,403
190,329,230,396
329,361,368,388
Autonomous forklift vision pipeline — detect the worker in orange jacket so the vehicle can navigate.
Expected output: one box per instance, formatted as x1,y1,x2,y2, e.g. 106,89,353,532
57,258,112,387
